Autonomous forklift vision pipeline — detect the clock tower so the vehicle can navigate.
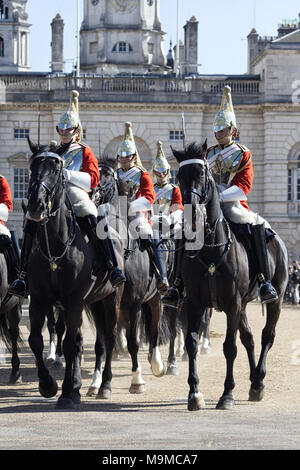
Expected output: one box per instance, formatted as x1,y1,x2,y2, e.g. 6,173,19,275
80,0,166,74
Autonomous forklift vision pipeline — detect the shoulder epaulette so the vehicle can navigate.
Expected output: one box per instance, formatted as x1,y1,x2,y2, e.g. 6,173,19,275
237,143,250,153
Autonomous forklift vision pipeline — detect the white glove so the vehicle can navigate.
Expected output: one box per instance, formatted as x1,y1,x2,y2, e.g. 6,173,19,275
128,196,152,215
151,214,171,226
170,209,183,225
63,169,91,192
0,203,9,222
219,185,246,203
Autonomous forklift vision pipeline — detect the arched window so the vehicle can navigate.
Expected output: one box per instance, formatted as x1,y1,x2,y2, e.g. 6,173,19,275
0,37,4,57
287,146,300,212
112,42,133,53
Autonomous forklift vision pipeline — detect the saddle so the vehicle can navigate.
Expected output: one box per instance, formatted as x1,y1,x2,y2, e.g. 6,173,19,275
0,233,20,284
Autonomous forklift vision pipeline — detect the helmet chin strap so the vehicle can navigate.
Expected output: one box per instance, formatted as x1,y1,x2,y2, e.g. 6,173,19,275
216,126,234,146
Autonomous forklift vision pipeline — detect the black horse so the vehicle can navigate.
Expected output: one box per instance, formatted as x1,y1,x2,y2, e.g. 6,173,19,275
0,251,22,384
172,142,288,411
25,141,124,408
87,156,167,397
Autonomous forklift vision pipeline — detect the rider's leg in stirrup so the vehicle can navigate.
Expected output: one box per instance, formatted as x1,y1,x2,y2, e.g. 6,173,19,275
83,214,126,288
150,238,169,295
252,223,278,304
8,219,37,298
162,238,184,307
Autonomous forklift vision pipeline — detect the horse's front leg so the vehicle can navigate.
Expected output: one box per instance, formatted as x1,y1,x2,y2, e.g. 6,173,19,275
216,308,240,410
57,306,83,409
249,301,281,402
87,331,104,397
125,305,146,394
7,303,22,384
185,298,206,411
28,298,58,398
145,293,165,378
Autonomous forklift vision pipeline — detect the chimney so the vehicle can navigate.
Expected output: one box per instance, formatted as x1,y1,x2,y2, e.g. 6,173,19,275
51,14,64,73
183,16,198,76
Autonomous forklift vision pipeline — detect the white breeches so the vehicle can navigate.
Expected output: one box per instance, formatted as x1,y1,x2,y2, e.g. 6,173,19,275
67,184,98,218
0,224,11,237
222,201,271,228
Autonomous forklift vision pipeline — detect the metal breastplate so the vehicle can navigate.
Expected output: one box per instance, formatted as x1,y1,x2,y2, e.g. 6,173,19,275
117,167,142,202
207,144,244,185
154,183,174,215
62,143,84,171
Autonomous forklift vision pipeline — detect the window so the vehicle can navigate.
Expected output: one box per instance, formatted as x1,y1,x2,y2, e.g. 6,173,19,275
0,37,3,57
169,130,184,141
112,42,133,53
14,128,30,139
287,154,300,204
13,167,29,199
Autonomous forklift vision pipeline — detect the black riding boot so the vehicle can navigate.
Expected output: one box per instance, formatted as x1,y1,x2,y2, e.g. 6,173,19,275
252,223,278,304
83,215,126,288
150,239,169,295
8,220,37,298
162,238,184,308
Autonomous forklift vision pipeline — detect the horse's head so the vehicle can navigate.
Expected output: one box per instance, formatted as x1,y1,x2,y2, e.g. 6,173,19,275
172,141,211,234
27,138,65,222
94,155,119,206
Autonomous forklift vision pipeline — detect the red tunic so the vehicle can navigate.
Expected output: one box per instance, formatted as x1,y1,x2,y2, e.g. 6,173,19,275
170,186,184,213
81,145,100,189
135,170,156,205
0,176,13,226
231,150,253,211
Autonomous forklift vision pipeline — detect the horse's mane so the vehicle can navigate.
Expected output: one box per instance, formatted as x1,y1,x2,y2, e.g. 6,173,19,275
28,138,65,161
171,140,208,163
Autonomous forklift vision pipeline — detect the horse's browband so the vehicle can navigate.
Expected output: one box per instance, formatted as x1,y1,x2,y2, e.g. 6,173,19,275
179,159,205,167
36,152,63,161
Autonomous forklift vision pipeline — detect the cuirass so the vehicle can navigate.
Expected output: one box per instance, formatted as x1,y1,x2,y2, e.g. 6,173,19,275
154,183,174,215
117,167,142,202
207,144,244,185
62,143,84,171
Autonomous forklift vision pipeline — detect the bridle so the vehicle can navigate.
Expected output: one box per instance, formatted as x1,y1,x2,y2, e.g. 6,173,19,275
27,151,76,271
180,158,211,206
28,152,66,219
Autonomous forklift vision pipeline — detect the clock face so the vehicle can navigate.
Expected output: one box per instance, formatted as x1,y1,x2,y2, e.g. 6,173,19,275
111,0,138,13
91,0,99,5
146,0,153,5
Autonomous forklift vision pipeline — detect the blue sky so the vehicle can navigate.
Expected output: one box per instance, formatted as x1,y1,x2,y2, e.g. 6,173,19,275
26,0,300,74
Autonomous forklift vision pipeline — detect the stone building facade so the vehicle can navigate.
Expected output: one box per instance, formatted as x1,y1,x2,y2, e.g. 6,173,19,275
0,0,300,262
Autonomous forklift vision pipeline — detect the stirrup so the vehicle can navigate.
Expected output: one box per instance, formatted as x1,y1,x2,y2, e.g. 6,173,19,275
162,286,182,308
157,277,169,296
8,278,27,298
259,281,278,304
109,267,126,288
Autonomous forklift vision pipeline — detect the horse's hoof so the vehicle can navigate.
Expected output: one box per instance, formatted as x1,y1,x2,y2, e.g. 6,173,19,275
45,358,55,367
129,383,146,394
200,346,211,355
86,386,99,397
216,396,235,410
188,392,205,411
166,365,179,376
8,371,22,385
71,392,81,405
39,376,58,398
151,364,166,377
56,397,75,410
97,387,111,399
249,386,265,402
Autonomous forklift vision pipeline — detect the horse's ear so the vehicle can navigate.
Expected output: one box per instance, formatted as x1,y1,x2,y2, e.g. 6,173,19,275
27,137,38,154
170,145,181,163
202,139,208,154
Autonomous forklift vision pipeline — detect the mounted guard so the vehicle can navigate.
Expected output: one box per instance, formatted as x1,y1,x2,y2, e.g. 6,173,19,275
164,85,278,307
9,90,125,298
117,122,168,294
150,141,184,298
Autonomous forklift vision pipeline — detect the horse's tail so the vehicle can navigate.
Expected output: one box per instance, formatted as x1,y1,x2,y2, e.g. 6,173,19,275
141,301,171,346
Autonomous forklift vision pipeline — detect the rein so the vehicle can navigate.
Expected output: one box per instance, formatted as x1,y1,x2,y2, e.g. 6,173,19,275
28,153,77,272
